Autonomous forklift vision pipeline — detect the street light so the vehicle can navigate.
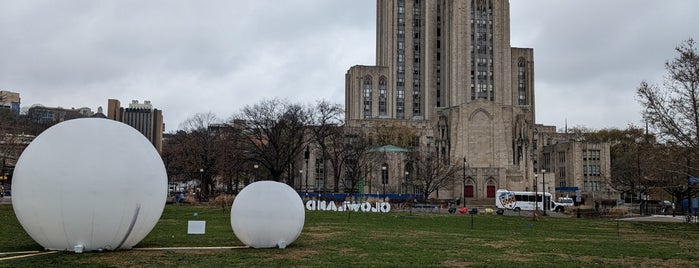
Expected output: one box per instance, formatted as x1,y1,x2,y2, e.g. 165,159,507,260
381,164,387,195
542,169,548,216
404,171,409,195
304,145,309,194
534,174,538,214
463,157,466,207
299,170,304,193
252,164,258,184
199,168,205,197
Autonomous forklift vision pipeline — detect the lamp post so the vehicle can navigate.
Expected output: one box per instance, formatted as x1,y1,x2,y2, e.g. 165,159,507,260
463,157,466,207
368,166,372,194
252,164,258,184
542,169,548,216
381,164,387,195
404,171,409,195
299,170,304,193
199,168,205,198
534,174,538,214
304,145,309,194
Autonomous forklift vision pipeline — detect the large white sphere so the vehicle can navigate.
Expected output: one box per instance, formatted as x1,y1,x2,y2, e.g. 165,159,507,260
230,181,305,248
12,118,167,252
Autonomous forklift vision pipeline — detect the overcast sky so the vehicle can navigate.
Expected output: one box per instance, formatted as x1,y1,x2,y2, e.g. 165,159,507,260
2,1,698,133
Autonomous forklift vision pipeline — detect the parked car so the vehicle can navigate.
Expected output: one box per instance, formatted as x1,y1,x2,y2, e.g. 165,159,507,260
661,200,674,214
558,197,574,207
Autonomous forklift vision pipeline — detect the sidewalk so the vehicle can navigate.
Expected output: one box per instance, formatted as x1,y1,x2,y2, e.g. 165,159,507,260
0,196,11,205
617,214,688,223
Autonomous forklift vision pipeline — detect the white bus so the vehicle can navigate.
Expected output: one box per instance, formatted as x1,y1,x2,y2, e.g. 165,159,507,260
496,189,565,212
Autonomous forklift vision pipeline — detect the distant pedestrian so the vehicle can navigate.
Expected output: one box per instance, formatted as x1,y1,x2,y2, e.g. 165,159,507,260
175,192,185,205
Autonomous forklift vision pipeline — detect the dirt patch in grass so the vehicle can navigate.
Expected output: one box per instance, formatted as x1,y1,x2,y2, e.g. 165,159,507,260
338,247,369,258
442,259,470,267
86,251,178,267
571,255,695,267
305,226,344,240
501,250,533,263
544,237,595,243
265,248,320,261
482,239,523,249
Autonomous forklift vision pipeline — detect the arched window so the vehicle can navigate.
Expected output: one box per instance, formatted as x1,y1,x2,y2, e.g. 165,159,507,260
379,77,387,116
518,57,527,105
363,76,372,118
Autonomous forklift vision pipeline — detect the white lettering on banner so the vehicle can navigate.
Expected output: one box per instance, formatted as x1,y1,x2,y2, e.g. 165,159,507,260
305,200,316,210
327,201,337,211
304,200,391,213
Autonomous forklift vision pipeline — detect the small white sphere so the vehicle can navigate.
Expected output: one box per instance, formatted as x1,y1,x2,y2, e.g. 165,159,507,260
230,181,305,248
12,118,167,252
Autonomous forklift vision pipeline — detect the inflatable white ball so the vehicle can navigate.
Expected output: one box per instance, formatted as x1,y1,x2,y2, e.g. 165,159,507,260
12,118,167,252
230,181,305,248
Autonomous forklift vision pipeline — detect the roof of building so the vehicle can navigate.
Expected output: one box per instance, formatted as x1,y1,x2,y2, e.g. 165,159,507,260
91,112,107,118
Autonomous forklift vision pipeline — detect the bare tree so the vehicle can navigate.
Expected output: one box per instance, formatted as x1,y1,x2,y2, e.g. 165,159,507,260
161,131,188,185
175,112,223,196
232,98,310,183
637,38,699,175
372,123,420,149
409,148,462,202
0,98,28,183
340,127,376,193
214,124,242,193
308,100,344,192
637,38,699,206
645,142,699,205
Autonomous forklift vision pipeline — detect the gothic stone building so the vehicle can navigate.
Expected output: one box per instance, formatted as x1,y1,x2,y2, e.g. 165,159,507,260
344,0,612,204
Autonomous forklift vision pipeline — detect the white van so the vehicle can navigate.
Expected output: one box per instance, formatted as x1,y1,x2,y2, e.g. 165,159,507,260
496,189,565,212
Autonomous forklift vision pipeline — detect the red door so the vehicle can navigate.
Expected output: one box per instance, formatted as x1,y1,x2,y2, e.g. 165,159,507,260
486,185,496,198
464,185,474,198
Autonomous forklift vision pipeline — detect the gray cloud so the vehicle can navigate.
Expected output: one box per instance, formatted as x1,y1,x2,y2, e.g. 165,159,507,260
511,0,699,129
2,0,697,131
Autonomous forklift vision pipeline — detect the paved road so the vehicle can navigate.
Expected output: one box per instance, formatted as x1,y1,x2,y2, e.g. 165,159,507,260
618,214,691,223
0,196,10,205
490,209,692,223
1,198,692,223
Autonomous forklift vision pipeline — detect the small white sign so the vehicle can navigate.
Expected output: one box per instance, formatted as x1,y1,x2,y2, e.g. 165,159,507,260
187,220,206,234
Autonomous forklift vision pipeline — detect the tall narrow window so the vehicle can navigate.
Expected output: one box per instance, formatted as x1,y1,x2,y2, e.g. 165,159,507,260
518,57,527,105
470,0,494,101
379,77,387,116
363,76,372,118
436,0,443,107
396,0,406,119
412,0,421,117
558,151,566,188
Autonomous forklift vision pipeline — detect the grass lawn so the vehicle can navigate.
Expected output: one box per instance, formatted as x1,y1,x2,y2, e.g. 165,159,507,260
1,204,698,267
